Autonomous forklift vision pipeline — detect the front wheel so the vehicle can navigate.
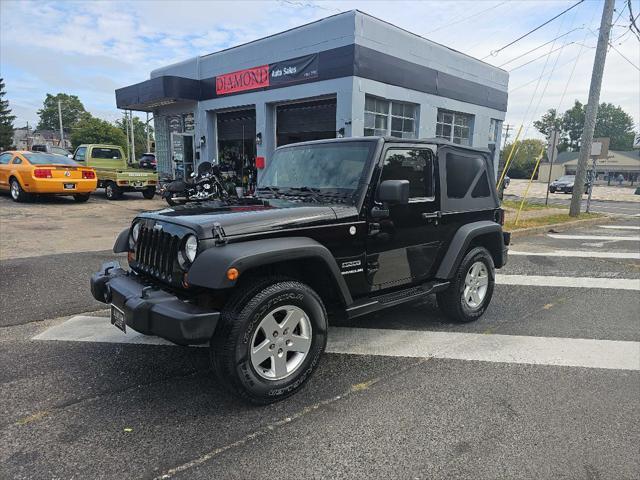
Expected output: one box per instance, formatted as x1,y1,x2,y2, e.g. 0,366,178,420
211,278,327,404
437,247,495,323
105,182,121,200
142,187,156,199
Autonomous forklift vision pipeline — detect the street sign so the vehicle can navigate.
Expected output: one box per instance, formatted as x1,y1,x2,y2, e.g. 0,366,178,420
546,129,560,162
591,137,609,158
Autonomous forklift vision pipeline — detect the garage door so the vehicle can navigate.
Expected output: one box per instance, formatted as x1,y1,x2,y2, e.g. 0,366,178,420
276,98,337,146
217,109,256,141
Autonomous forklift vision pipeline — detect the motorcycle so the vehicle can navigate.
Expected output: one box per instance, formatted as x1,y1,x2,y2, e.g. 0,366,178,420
160,162,228,206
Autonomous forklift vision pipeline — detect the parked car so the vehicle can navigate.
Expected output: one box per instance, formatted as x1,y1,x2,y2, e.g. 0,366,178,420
72,144,158,200
0,151,97,202
549,175,591,194
90,137,510,404
31,144,73,157
138,153,157,170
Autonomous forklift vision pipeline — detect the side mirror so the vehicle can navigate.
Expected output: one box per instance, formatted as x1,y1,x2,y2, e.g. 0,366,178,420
67,154,73,159
378,180,409,205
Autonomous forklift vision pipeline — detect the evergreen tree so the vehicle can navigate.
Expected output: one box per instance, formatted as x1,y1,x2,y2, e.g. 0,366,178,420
0,78,16,150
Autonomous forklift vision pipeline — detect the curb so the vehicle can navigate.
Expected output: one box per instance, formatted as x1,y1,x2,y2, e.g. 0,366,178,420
508,215,616,239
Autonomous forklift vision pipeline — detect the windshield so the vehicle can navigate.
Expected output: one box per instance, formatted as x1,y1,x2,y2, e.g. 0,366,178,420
50,147,70,155
557,175,575,182
259,142,375,200
92,147,122,159
24,153,78,166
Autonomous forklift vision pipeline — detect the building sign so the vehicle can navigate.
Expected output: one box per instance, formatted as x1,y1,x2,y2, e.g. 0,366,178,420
214,53,319,96
168,116,182,133
183,112,195,132
216,65,270,95
270,54,319,86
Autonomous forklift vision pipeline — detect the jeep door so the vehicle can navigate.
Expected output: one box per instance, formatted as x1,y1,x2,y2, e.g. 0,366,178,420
366,145,443,289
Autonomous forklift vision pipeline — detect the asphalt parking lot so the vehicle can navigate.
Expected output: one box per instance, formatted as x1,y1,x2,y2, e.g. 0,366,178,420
1,196,639,479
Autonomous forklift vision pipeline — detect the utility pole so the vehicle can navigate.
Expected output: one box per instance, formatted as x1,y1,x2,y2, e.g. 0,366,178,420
502,124,512,150
57,100,65,146
569,0,615,216
129,110,136,163
146,112,151,152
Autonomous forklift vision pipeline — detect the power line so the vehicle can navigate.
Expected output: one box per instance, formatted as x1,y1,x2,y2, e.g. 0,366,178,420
508,40,593,72
608,40,640,70
425,1,508,35
498,26,584,67
483,0,585,59
628,0,640,37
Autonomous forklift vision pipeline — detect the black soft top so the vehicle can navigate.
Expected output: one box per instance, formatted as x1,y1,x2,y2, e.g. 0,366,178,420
275,136,491,155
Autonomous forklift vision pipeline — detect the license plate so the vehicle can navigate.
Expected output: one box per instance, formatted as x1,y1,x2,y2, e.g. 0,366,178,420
110,304,126,333
63,183,76,190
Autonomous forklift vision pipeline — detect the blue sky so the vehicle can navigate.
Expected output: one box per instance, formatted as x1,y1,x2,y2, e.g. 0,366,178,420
1,0,638,138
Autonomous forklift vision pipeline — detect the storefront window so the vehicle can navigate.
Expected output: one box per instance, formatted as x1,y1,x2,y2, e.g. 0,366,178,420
488,118,500,144
364,96,417,138
436,110,473,145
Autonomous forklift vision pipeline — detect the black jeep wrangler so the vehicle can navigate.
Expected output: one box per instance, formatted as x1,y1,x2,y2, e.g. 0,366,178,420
91,137,509,403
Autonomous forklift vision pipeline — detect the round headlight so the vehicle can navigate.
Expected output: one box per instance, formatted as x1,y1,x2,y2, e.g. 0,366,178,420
132,222,141,242
183,235,198,263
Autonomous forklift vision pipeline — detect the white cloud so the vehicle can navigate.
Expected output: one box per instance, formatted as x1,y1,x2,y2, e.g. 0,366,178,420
1,0,638,136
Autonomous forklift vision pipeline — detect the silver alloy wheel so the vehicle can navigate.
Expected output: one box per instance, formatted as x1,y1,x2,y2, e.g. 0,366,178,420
10,180,19,200
463,261,489,309
250,305,312,381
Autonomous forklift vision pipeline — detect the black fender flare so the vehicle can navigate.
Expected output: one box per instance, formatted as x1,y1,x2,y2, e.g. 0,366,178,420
436,221,504,279
113,228,129,253
187,237,353,305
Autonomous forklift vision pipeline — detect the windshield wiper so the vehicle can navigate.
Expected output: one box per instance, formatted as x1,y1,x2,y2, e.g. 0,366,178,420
285,186,321,203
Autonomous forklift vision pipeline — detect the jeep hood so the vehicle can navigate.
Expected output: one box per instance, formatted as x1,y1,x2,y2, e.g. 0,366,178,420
138,199,339,238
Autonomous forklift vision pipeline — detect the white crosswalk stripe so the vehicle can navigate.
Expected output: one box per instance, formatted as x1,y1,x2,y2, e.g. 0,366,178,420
33,316,640,371
599,225,640,231
496,274,640,290
547,233,640,241
509,250,640,259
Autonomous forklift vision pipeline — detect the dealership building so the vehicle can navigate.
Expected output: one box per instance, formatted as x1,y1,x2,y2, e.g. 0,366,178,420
116,10,509,189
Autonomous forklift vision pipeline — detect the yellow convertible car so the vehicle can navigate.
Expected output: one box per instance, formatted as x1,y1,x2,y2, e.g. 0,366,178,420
0,151,97,202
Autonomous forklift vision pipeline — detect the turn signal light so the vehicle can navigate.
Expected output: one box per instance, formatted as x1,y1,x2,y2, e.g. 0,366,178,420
226,268,239,281
82,170,96,179
33,169,52,178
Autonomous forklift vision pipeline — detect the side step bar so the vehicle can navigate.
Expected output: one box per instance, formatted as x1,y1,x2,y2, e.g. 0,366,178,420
345,280,450,319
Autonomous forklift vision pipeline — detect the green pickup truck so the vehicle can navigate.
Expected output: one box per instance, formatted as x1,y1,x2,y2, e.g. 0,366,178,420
72,144,158,200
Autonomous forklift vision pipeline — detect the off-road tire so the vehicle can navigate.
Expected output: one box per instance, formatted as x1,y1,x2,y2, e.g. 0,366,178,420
210,277,327,404
105,182,121,200
73,193,91,203
437,246,495,323
142,187,155,199
9,178,29,203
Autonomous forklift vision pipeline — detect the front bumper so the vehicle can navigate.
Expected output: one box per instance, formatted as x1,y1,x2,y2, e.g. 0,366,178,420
90,262,219,345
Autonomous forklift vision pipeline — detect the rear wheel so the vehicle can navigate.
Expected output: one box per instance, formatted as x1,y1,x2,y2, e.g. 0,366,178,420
142,187,156,199
437,247,495,323
211,277,327,404
73,193,91,203
9,178,29,203
105,181,121,200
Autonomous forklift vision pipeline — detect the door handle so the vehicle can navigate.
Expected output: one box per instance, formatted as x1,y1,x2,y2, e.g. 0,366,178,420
421,211,442,220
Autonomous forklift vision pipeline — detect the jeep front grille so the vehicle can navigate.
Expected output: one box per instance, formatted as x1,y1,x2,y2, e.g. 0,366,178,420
135,225,181,281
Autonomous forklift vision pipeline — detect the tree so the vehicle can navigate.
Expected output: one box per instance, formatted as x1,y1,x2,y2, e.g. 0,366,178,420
70,116,127,154
115,115,154,161
501,138,545,179
593,102,635,150
535,100,636,151
37,93,88,132
0,78,16,150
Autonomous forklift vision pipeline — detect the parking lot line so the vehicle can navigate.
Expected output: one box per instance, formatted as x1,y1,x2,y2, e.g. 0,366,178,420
599,225,640,231
509,250,640,259
496,274,640,290
547,233,640,241
32,316,639,371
